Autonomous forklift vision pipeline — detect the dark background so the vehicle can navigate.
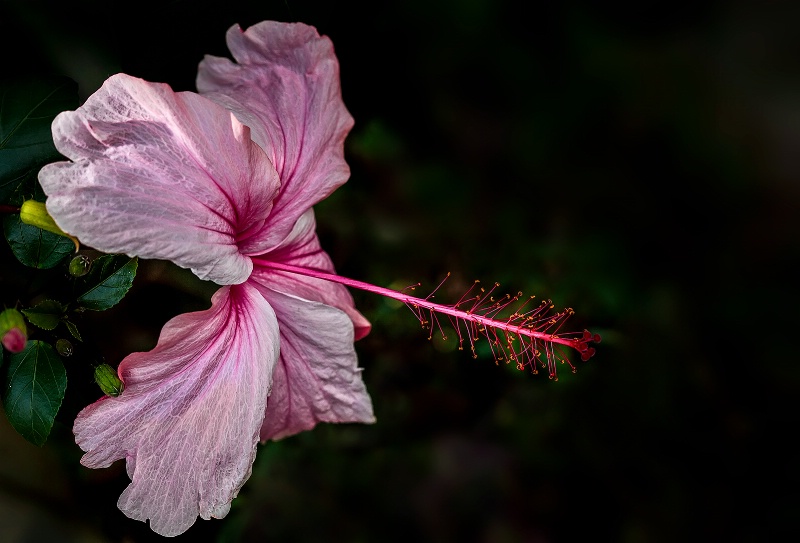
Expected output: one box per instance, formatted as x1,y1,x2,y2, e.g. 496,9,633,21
1,0,798,541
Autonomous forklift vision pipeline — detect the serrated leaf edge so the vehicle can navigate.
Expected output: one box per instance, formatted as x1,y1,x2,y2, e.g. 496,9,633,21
2,341,67,446
21,299,65,330
75,256,138,311
63,319,82,342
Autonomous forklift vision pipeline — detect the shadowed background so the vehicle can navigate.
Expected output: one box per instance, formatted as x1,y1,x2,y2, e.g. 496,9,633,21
1,0,798,541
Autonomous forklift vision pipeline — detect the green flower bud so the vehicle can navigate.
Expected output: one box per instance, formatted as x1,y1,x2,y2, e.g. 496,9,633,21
0,308,28,353
69,254,92,277
94,364,124,397
55,338,73,357
19,200,80,252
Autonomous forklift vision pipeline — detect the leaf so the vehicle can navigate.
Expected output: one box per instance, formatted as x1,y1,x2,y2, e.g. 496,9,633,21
74,255,138,311
0,77,78,203
3,212,75,268
63,319,83,342
2,340,67,446
22,300,65,330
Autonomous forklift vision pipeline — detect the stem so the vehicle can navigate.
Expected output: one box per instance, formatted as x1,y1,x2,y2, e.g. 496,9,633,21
0,204,21,214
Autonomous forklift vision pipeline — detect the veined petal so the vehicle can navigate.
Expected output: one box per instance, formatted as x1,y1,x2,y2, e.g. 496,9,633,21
249,284,375,441
251,209,371,340
39,74,280,285
73,283,279,537
197,21,354,252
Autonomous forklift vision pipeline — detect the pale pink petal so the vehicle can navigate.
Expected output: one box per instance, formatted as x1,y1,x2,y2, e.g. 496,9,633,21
73,283,279,536
197,21,354,251
39,73,280,285
248,283,374,441
251,209,370,340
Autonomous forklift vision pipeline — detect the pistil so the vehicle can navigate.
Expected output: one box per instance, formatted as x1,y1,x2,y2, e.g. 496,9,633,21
253,259,600,379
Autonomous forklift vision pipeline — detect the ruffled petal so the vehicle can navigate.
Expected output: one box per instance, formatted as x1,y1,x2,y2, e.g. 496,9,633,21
39,73,280,285
73,283,279,536
248,284,375,441
251,209,370,340
197,21,354,252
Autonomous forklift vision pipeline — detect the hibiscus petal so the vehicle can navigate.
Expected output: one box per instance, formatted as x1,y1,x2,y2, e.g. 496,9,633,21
248,283,375,441
251,209,371,340
39,73,280,285
73,283,279,536
197,21,354,251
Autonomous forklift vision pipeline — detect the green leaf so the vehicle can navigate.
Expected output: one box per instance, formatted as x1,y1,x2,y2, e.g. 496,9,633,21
3,213,74,268
2,340,67,446
74,255,138,311
63,319,82,342
22,300,65,330
0,77,78,203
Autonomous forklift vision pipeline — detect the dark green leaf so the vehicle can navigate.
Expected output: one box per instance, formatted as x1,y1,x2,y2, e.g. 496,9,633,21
2,340,67,446
3,213,74,268
22,300,65,330
74,255,138,311
63,319,83,342
0,77,78,203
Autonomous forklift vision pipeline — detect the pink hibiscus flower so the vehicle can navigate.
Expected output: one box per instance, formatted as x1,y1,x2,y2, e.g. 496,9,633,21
39,21,374,536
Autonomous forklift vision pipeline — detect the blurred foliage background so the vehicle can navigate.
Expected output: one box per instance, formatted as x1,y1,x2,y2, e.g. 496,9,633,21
1,0,798,541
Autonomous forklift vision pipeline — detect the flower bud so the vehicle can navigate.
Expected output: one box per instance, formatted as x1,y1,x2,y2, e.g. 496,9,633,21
19,200,80,252
69,254,92,277
56,338,74,357
0,309,28,353
94,364,124,397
